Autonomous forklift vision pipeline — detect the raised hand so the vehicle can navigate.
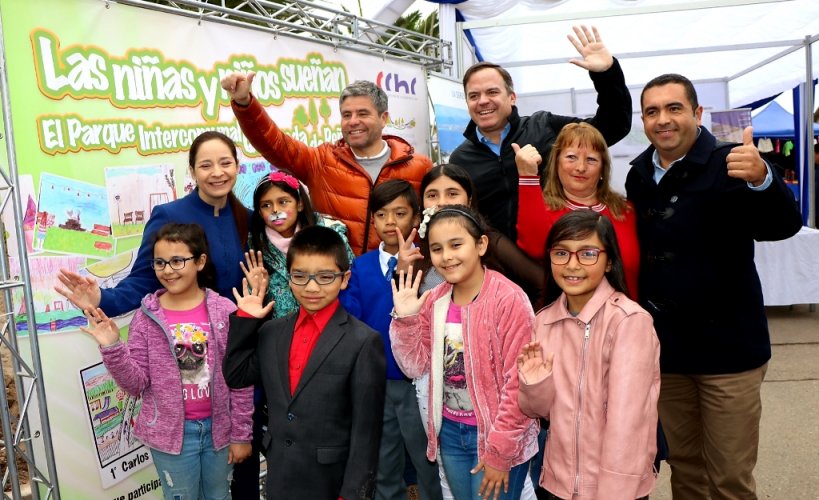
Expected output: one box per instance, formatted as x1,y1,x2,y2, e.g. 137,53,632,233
567,25,613,73
727,126,767,186
79,308,120,347
512,143,541,176
517,341,554,386
55,269,101,311
220,71,256,106
390,266,430,317
395,228,423,274
233,278,274,319
240,251,269,296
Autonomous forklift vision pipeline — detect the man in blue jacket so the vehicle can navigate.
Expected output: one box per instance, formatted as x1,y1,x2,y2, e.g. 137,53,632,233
626,73,802,499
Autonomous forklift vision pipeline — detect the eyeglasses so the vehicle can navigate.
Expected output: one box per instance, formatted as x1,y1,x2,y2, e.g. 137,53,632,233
288,271,345,286
151,256,196,271
548,248,606,266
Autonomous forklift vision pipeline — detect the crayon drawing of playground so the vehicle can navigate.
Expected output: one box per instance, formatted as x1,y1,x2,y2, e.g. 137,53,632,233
36,174,115,258
105,164,176,237
80,363,145,468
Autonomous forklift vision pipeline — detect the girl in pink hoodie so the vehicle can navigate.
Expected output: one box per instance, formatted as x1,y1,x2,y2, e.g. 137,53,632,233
80,223,254,500
517,210,660,500
391,205,539,500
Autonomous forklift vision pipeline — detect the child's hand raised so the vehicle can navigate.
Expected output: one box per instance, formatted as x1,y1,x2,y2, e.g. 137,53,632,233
517,341,554,386
391,265,430,317
233,278,275,319
240,251,269,296
395,228,423,274
55,269,101,310
79,308,120,347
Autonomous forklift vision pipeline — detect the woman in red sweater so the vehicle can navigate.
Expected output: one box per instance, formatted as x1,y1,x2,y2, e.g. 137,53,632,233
515,122,640,299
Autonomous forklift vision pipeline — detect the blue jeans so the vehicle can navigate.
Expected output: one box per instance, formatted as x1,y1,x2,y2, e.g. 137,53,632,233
439,418,528,500
150,418,232,500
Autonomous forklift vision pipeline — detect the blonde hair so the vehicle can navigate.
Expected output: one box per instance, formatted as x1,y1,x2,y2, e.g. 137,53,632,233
542,123,628,219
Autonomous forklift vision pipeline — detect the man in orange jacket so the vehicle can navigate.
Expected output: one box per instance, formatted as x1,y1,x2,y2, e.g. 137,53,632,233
222,74,431,255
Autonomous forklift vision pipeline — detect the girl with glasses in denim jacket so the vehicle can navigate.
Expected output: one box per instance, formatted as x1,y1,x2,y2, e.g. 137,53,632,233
517,211,660,500
80,223,254,500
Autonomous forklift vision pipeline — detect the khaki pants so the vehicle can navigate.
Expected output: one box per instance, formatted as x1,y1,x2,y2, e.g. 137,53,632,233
659,364,767,500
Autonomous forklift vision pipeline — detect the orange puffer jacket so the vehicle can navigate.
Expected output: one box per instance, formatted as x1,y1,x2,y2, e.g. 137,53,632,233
232,96,432,255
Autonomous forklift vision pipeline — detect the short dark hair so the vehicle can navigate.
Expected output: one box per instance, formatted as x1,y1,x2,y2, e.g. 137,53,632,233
152,223,216,290
641,73,699,112
541,210,628,306
339,80,388,115
420,163,478,211
462,62,514,94
286,225,351,272
369,179,420,215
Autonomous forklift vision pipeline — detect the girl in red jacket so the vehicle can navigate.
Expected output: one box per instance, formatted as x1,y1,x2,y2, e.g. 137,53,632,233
517,211,660,500
391,205,539,500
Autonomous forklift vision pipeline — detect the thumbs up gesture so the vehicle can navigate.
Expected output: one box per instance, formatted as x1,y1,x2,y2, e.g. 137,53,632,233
727,126,766,187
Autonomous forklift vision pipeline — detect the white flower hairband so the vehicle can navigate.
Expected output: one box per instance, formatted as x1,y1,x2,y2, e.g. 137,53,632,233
417,206,437,239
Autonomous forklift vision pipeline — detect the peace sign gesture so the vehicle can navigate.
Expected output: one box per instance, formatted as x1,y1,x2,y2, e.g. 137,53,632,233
395,228,423,274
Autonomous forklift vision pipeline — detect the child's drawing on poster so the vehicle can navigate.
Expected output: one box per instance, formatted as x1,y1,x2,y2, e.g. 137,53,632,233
80,362,152,489
105,165,176,237
13,255,87,335
1,174,36,257
37,174,115,258
233,158,277,209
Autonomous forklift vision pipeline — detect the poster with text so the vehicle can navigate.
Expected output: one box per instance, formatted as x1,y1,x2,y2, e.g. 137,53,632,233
0,0,431,496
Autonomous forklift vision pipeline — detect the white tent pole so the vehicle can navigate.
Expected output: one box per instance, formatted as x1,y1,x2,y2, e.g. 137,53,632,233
805,35,815,228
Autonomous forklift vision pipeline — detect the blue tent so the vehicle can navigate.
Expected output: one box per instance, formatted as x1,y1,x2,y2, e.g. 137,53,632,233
752,101,819,139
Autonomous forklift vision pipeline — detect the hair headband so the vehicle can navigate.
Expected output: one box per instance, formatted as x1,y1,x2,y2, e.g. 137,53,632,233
256,170,301,191
418,206,482,239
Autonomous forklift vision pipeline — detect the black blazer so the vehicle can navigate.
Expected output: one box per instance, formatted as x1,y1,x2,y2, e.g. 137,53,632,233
223,306,386,499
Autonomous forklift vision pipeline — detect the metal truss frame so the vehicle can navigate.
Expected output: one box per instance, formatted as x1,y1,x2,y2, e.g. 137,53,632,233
0,4,60,497
111,0,452,71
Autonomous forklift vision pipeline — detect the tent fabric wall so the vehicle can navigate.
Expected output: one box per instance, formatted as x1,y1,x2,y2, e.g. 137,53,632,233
441,0,819,109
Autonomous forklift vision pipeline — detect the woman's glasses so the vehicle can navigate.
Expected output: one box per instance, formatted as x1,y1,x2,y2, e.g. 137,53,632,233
548,248,606,266
151,256,196,271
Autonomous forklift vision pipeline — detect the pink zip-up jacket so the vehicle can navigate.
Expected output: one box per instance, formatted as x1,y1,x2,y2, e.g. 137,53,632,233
100,289,254,455
518,278,660,499
390,269,539,471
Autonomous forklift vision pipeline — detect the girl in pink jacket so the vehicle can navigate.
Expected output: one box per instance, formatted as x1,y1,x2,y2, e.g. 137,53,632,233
81,223,254,500
391,205,539,500
517,211,660,500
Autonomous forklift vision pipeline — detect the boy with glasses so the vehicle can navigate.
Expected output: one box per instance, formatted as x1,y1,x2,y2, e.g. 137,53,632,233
224,225,386,499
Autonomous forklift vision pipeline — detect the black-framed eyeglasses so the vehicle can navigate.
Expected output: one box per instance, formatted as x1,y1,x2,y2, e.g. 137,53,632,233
288,271,345,286
548,248,606,266
151,256,196,271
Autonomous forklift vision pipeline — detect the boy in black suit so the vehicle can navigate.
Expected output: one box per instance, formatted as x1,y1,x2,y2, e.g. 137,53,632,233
224,225,386,499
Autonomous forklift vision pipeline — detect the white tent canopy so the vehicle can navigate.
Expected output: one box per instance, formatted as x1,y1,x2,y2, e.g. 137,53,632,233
451,0,819,109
